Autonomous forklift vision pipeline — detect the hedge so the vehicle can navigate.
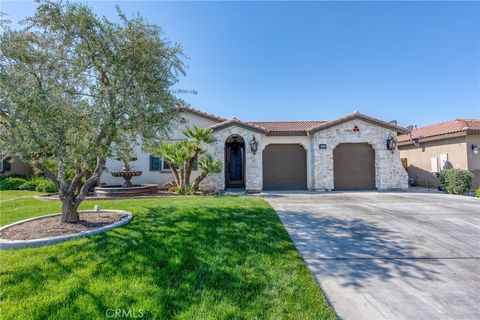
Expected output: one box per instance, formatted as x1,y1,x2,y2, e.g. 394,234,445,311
1,176,58,193
439,169,473,195
0,177,27,190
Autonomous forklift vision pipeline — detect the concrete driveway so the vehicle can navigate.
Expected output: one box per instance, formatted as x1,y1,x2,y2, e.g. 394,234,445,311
265,192,480,320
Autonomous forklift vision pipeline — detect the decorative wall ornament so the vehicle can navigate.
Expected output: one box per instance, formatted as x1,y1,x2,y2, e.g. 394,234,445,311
250,135,258,155
353,125,360,132
386,133,397,153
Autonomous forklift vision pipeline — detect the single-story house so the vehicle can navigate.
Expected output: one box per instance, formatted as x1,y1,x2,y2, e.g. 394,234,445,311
0,156,33,177
101,106,409,192
398,119,480,190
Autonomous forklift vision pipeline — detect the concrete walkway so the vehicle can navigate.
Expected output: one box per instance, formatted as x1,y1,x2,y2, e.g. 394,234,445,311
265,192,480,320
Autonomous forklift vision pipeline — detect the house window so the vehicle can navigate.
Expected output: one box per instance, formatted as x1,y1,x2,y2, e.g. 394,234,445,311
149,155,160,171
162,160,171,171
149,155,172,172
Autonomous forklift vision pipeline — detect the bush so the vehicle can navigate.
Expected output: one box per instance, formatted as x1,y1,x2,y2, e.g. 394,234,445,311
0,177,27,190
439,169,473,195
476,188,480,198
35,180,58,193
18,180,38,191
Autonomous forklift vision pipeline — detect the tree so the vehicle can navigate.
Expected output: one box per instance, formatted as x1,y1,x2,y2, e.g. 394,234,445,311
191,156,222,190
154,126,221,194
0,1,185,222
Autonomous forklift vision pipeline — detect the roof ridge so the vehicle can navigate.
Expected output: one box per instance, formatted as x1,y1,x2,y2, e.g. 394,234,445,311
247,120,327,123
412,118,473,130
180,104,227,122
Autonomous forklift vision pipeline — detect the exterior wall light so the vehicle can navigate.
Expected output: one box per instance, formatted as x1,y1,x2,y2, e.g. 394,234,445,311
250,136,258,155
472,144,479,155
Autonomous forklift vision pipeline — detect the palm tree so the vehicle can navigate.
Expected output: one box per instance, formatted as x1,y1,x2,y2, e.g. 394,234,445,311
192,156,222,191
183,125,216,185
154,126,220,194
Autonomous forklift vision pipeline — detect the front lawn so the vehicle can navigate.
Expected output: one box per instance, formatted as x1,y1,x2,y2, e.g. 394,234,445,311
0,195,335,319
0,190,43,202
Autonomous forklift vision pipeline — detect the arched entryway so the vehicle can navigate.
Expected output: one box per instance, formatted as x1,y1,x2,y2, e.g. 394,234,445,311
262,144,307,190
225,135,245,188
333,143,375,190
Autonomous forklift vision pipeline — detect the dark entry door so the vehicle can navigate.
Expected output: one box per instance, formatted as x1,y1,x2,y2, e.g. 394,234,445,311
226,142,245,187
333,143,375,190
262,144,307,190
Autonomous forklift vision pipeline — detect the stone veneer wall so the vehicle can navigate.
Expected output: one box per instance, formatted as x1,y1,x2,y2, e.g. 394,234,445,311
311,119,409,191
201,126,265,192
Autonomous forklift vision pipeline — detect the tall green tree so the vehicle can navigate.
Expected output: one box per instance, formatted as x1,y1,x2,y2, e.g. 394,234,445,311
0,1,185,221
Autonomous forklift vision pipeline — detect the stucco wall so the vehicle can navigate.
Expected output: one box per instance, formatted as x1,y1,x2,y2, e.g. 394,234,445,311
466,133,480,189
312,119,408,191
399,134,468,188
0,156,33,177
100,112,219,187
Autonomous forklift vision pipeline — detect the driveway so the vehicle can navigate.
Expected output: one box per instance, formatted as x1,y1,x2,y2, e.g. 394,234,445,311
265,192,480,320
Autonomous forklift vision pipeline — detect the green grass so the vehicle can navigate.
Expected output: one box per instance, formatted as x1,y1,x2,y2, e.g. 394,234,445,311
0,190,44,202
0,196,335,319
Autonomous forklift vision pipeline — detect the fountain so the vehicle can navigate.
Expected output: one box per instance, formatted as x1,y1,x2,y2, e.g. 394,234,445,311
94,157,158,197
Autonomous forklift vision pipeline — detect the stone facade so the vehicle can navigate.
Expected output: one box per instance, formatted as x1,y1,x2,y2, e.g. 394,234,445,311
201,119,408,192
201,126,266,192
311,119,408,190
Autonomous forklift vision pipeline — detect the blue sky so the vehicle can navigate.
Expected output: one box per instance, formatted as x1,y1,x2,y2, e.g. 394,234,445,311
1,1,479,127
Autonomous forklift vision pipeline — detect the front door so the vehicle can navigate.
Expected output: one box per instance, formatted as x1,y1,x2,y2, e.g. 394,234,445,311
226,142,245,187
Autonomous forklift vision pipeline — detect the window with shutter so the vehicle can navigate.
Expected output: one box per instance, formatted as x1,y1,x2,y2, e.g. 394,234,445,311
149,155,160,171
2,158,11,172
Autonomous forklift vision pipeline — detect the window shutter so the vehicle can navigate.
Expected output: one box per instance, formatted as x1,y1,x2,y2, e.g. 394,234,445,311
149,155,160,171
2,158,11,172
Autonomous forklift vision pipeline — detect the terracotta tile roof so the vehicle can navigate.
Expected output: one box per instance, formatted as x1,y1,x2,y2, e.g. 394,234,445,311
209,118,269,133
398,119,480,142
183,106,407,135
307,112,407,134
247,121,328,132
179,105,227,122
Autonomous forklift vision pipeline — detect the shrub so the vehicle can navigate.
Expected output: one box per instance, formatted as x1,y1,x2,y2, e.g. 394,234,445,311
18,180,38,191
35,180,58,193
0,177,27,190
439,169,473,195
476,188,480,198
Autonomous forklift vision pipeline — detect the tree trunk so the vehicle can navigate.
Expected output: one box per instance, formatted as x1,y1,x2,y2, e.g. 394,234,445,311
192,172,207,190
61,196,79,222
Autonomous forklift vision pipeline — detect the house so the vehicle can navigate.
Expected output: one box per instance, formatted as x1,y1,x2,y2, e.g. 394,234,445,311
0,156,33,177
101,106,409,192
398,119,480,190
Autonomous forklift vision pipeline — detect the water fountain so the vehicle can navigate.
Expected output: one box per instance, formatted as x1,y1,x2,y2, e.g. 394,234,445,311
94,157,158,197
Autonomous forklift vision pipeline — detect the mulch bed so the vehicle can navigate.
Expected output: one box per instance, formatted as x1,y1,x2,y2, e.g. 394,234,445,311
0,213,126,240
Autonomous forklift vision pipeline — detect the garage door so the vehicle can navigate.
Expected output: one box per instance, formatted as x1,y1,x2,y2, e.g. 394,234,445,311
333,143,375,190
263,144,307,190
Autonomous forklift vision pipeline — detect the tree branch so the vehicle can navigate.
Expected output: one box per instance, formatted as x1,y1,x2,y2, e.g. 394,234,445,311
75,157,105,203
34,161,60,189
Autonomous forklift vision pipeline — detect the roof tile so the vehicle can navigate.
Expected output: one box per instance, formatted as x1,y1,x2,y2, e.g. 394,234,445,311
398,119,480,142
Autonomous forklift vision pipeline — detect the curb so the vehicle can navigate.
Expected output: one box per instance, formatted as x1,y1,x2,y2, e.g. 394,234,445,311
0,210,132,250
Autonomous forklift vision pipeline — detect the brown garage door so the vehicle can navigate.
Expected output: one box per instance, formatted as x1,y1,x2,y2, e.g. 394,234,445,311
263,144,307,190
333,143,375,190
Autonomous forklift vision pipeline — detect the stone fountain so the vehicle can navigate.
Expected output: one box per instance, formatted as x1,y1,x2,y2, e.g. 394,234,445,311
94,158,158,197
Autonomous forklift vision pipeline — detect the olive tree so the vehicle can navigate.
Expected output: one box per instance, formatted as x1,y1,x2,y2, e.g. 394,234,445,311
0,1,185,221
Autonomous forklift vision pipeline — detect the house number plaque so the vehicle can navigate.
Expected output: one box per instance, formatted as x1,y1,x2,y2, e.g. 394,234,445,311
319,144,327,149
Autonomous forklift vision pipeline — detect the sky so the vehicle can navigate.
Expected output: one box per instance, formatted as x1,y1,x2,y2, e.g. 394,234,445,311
1,1,479,127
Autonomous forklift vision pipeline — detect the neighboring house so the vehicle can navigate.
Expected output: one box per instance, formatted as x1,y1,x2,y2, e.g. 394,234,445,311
101,106,409,192
0,156,33,177
398,119,480,190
